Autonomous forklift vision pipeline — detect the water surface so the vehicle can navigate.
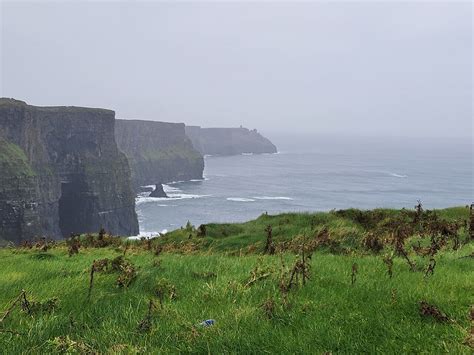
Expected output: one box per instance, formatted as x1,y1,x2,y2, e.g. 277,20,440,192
136,136,473,235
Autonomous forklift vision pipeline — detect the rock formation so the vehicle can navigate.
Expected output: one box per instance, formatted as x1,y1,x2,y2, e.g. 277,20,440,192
149,183,168,198
185,126,277,156
0,98,139,244
115,119,204,188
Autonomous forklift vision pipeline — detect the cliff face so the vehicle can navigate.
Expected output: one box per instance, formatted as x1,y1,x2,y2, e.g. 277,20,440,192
185,126,277,156
115,120,204,188
0,99,139,244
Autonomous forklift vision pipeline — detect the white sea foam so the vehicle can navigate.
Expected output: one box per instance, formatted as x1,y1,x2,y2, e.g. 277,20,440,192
226,197,256,202
128,229,168,240
166,193,209,200
137,192,150,198
253,196,293,200
242,153,254,156
136,194,208,205
136,183,210,205
136,197,164,205
163,179,187,185
389,173,408,178
163,184,181,193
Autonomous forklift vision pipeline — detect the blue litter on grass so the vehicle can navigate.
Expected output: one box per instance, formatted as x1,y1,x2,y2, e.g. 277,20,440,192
199,319,215,327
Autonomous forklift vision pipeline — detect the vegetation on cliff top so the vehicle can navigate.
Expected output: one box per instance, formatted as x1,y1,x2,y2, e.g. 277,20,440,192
0,139,36,178
0,206,473,353
0,98,114,114
139,143,203,162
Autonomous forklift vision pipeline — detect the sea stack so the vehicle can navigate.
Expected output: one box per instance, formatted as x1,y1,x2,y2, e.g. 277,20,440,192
149,183,168,198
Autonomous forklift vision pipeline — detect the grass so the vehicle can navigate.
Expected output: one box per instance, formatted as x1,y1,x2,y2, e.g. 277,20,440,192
0,138,36,177
0,207,473,353
125,143,203,171
126,142,204,185
141,143,203,162
159,206,470,253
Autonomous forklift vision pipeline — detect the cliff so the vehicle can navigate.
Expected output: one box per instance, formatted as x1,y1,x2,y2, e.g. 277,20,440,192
115,120,204,188
0,98,139,244
185,126,277,156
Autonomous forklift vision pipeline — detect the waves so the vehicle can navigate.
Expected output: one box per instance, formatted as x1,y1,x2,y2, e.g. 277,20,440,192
136,194,208,205
163,184,180,193
136,183,209,205
227,197,256,202
226,196,293,202
389,172,408,178
138,192,293,205
164,183,209,200
253,196,293,200
242,152,281,156
367,170,408,178
135,147,471,237
128,229,168,240
138,182,294,205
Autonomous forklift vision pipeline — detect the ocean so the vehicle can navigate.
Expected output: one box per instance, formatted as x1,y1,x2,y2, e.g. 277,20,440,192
136,135,473,236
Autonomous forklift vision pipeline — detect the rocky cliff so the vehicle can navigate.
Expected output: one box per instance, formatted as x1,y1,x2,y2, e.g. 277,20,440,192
0,99,139,244
185,126,277,156
115,120,204,188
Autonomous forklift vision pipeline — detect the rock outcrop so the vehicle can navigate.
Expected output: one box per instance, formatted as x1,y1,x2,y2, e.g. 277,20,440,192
0,98,139,244
149,184,168,198
115,120,204,188
185,126,277,156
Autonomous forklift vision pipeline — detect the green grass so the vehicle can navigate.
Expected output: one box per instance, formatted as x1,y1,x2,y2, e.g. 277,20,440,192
0,138,36,177
0,208,473,353
160,207,470,253
131,143,203,165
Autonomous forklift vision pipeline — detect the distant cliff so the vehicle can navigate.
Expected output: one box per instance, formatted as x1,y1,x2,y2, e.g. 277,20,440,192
0,99,139,244
115,120,204,188
185,126,277,156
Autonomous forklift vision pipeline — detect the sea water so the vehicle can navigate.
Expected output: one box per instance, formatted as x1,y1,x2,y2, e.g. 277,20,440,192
136,135,473,236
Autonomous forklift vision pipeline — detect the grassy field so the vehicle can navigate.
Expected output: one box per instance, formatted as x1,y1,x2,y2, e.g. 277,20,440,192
0,207,473,354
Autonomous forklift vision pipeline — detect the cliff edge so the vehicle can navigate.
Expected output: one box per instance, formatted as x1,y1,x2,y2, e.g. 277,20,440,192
115,119,204,188
0,98,139,243
185,126,277,156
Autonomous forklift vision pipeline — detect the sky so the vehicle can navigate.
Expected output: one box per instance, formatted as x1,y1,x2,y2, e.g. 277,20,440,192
0,0,472,138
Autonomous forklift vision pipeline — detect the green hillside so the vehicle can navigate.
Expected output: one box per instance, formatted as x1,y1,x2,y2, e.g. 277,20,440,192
1,207,473,353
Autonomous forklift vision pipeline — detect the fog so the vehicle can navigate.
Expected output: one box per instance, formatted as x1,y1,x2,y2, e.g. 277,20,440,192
1,1,472,138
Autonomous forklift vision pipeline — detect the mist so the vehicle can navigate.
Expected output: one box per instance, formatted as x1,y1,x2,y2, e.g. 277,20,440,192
1,1,472,138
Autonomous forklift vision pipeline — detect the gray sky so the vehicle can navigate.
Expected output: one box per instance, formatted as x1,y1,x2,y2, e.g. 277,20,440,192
1,1,472,138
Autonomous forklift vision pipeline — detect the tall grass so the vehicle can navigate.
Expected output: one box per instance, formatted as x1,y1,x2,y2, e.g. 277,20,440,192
0,207,472,353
